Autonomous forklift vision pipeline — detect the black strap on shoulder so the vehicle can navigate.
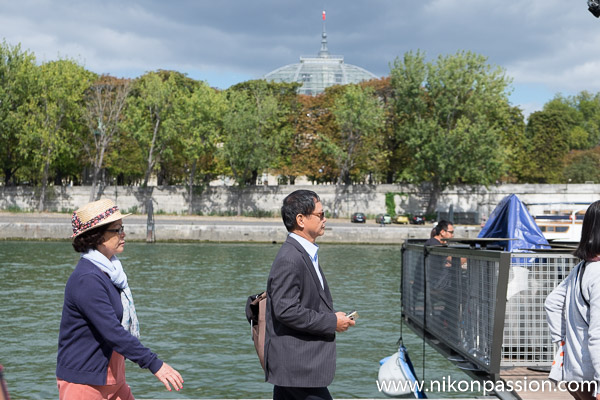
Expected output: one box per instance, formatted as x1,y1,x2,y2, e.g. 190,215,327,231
574,261,591,327
578,261,590,308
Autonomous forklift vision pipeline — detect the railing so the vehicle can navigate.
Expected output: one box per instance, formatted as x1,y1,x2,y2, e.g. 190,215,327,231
401,241,578,378
503,253,576,367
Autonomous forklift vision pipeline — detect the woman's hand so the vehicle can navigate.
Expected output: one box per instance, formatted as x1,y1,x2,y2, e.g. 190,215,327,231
154,362,184,392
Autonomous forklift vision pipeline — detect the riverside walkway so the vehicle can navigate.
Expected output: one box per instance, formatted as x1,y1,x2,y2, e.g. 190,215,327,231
0,212,480,244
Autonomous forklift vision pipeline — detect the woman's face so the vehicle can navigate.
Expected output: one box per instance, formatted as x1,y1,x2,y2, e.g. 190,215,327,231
97,219,125,259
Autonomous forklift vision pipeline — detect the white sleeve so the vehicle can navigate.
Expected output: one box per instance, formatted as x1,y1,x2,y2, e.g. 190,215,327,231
545,275,567,343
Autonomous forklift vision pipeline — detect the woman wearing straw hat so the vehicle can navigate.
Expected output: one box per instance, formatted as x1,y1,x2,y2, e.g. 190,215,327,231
56,199,183,399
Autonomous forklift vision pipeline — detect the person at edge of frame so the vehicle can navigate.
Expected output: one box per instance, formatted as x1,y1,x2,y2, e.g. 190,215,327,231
545,199,600,400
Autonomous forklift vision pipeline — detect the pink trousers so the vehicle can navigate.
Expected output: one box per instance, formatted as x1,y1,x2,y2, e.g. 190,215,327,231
57,352,134,400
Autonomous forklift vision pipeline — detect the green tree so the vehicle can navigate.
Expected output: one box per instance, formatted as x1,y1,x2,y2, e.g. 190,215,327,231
103,132,145,185
361,77,402,183
229,80,300,184
221,80,293,187
125,70,192,189
321,84,385,185
294,91,341,184
543,97,588,150
82,75,131,201
543,92,600,150
221,90,277,186
176,82,226,214
574,91,600,147
515,110,570,183
20,59,94,210
563,147,600,183
390,50,512,213
220,81,294,215
497,105,526,182
0,41,37,185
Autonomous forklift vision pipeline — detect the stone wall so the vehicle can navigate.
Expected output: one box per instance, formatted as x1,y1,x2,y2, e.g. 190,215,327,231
1,183,599,220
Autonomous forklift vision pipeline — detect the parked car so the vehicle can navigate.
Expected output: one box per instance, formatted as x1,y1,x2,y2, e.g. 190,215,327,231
410,215,425,225
392,215,409,224
375,213,392,224
351,212,366,223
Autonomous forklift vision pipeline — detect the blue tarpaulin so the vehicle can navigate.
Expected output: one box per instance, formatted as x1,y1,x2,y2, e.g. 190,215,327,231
478,194,550,251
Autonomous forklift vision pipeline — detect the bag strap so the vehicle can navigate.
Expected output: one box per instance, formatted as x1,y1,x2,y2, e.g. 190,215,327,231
250,291,267,306
578,261,590,307
577,261,590,326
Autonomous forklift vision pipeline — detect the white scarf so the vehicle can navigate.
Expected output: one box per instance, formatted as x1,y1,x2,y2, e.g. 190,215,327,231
82,249,140,338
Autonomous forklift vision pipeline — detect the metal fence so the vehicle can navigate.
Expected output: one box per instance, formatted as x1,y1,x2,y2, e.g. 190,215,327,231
401,241,578,376
503,254,577,367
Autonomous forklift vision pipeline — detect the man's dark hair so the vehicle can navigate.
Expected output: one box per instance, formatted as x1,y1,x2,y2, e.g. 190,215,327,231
434,220,453,236
72,225,109,253
281,190,320,232
574,200,600,260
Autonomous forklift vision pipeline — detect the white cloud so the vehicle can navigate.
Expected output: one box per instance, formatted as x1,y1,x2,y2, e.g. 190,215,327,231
1,0,599,109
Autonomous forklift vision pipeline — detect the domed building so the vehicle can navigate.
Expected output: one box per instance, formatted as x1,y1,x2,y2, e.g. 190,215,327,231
264,12,378,95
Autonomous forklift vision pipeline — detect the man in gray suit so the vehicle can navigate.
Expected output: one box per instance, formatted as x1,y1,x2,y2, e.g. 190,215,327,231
265,190,355,400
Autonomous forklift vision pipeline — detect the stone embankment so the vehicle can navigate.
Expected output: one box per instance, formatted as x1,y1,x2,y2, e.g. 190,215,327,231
4,183,600,224
0,213,480,244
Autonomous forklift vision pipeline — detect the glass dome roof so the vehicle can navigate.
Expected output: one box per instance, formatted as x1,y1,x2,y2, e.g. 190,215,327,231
264,17,378,95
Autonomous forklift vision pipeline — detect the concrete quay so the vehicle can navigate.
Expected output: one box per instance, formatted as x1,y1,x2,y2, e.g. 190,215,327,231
0,212,480,244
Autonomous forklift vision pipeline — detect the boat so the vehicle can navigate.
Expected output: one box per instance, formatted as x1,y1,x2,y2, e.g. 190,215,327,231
526,202,589,243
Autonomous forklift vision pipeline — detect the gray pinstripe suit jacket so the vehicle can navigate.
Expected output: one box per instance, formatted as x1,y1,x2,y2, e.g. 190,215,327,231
264,236,338,387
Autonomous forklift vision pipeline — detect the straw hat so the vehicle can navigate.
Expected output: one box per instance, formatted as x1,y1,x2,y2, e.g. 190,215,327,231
71,199,131,238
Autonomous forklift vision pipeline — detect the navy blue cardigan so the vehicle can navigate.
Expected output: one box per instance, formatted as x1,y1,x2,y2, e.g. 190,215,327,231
56,258,163,385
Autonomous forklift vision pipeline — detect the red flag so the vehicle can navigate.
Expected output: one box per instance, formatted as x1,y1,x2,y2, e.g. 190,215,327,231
322,11,326,20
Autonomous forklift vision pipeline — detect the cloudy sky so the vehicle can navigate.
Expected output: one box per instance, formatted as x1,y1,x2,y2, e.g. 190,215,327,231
2,0,600,117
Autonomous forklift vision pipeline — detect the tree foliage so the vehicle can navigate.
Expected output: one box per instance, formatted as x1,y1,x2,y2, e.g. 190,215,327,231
20,59,94,209
545,92,600,149
124,70,193,187
176,81,226,213
563,147,600,183
82,75,130,200
8,38,600,208
514,110,570,183
390,50,512,213
320,84,385,185
221,80,296,187
294,90,341,184
361,77,405,183
0,41,38,185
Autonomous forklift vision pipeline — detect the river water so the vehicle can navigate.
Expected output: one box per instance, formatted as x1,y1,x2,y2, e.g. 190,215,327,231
1,241,477,399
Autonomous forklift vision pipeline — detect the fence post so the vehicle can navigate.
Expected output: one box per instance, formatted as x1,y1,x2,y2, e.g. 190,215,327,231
489,251,511,380
146,199,155,243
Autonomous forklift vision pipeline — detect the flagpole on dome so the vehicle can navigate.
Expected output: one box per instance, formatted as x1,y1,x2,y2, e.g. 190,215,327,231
319,10,330,58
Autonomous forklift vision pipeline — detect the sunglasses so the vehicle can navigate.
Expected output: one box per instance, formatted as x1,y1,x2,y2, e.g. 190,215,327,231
310,211,326,220
106,226,125,235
